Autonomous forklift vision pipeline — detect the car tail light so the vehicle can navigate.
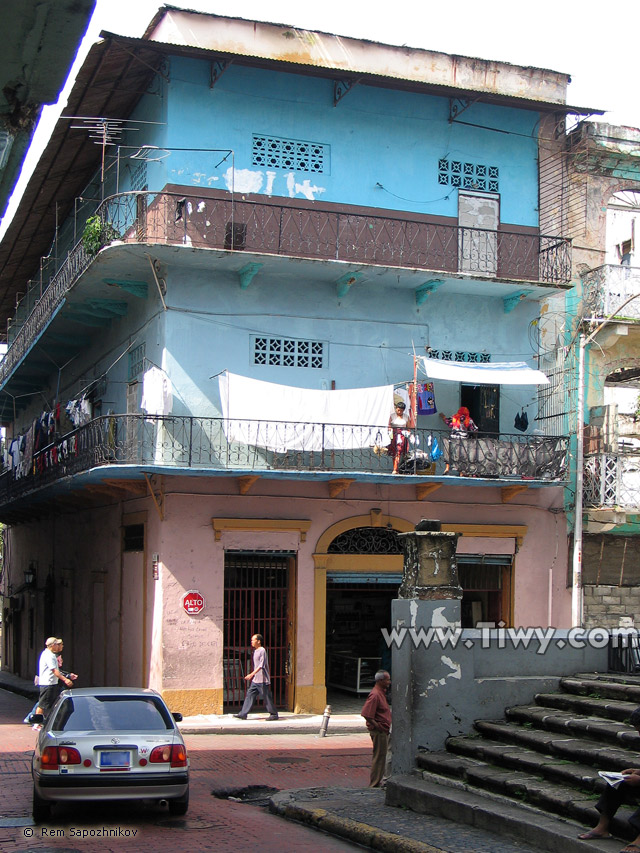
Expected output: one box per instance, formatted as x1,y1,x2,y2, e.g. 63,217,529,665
41,746,82,770
41,747,59,770
149,744,188,768
59,747,81,765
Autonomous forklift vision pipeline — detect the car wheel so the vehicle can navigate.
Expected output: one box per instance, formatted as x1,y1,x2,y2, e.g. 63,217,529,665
32,788,51,822
168,789,189,816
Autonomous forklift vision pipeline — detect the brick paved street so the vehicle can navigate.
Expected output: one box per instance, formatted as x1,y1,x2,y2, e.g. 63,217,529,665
0,688,369,852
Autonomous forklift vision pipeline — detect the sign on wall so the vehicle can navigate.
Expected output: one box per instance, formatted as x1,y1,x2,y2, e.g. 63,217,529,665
182,589,205,615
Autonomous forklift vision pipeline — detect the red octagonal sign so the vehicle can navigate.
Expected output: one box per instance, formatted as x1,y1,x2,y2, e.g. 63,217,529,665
183,590,205,615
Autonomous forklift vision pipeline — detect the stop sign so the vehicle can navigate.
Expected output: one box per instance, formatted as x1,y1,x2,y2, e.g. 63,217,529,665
182,590,205,615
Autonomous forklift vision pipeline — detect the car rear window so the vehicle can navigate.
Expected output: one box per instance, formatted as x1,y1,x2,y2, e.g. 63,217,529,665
50,696,174,732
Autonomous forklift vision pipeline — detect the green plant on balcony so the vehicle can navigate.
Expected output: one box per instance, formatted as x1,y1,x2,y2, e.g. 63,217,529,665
82,215,119,256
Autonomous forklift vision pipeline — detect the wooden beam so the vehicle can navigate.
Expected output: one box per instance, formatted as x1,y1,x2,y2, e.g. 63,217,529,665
144,473,164,521
328,478,354,498
237,475,259,495
416,482,442,500
103,479,147,496
501,485,529,503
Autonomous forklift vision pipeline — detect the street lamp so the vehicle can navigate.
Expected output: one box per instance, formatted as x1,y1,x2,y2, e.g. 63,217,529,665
571,291,640,627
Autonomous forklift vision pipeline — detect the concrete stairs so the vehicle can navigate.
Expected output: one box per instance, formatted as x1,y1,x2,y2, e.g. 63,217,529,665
387,672,640,850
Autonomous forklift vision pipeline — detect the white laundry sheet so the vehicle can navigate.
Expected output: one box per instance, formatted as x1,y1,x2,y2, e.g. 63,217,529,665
219,372,394,451
419,357,549,385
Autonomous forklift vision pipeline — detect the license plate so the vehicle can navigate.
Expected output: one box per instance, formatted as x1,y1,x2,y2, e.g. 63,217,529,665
99,750,130,769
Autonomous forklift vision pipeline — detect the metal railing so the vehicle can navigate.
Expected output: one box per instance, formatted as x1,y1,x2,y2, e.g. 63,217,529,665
582,264,640,321
99,191,571,283
0,415,568,505
584,451,640,509
1,189,572,387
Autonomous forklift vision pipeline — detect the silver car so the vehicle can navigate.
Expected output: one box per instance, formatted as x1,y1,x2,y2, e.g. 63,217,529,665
31,686,189,821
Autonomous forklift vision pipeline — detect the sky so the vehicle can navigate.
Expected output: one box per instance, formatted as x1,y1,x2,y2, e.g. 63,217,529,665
1,0,638,237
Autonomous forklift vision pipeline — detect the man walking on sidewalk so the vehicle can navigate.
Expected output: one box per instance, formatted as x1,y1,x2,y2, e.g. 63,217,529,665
234,634,279,721
361,670,391,787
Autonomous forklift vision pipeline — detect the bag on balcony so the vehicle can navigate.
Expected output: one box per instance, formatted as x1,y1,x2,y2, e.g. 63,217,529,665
514,410,528,432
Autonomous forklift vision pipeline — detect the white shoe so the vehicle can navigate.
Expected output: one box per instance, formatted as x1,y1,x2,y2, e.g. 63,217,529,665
32,724,42,731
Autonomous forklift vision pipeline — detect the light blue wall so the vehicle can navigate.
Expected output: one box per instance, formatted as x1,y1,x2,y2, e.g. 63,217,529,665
163,265,541,432
130,56,541,227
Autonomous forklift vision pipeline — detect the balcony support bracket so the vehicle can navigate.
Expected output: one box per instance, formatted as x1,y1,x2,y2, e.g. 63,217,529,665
210,59,233,88
501,484,528,503
237,475,259,495
329,478,354,498
334,78,359,106
449,97,480,122
415,280,444,306
238,262,263,290
416,482,442,500
144,473,164,521
336,271,363,299
503,290,533,313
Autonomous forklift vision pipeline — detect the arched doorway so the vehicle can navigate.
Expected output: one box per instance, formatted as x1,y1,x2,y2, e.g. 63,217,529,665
312,513,413,710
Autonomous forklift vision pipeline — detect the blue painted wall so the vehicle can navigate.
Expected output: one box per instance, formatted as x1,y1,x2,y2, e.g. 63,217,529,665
123,56,540,227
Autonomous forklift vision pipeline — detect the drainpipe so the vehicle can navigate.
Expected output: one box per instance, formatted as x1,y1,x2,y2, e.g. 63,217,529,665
571,291,640,628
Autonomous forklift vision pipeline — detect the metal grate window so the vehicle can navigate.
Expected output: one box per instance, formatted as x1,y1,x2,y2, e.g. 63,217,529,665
123,524,145,552
438,158,499,193
253,336,325,369
252,134,327,173
130,162,148,192
428,350,491,363
128,343,145,380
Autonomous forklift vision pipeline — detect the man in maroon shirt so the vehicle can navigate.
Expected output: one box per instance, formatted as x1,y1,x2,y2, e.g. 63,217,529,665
361,670,391,787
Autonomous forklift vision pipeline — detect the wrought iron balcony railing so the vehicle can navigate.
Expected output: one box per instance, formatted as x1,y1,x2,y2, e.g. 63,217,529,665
584,451,640,509
2,191,572,386
0,414,568,506
582,264,640,321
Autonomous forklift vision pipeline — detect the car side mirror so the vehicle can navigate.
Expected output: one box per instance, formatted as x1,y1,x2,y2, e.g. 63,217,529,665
172,712,183,722
29,713,44,724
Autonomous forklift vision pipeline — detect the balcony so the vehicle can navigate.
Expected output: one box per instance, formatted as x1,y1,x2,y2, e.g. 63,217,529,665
0,414,568,509
582,264,640,321
584,452,640,509
1,190,572,389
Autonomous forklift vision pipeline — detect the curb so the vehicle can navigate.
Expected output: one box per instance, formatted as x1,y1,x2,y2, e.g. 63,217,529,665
270,790,445,853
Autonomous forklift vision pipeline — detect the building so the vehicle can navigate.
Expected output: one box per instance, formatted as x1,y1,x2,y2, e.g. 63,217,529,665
0,0,95,217
552,123,640,630
0,9,593,713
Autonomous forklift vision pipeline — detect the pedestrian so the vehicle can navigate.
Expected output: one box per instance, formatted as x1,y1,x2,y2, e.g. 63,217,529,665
33,638,73,730
578,705,640,850
361,669,391,787
234,633,279,721
55,638,78,694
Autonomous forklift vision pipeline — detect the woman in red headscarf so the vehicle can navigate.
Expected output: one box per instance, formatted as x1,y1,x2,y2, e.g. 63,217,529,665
439,407,478,474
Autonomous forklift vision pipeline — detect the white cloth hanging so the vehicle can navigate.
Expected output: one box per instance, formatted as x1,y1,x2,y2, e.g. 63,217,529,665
419,357,549,385
219,372,394,451
141,366,173,416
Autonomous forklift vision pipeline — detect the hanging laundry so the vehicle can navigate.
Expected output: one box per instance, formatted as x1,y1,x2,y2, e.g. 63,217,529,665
416,382,437,416
141,366,173,417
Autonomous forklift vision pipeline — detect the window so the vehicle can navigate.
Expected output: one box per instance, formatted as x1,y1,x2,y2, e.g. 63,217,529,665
128,343,145,380
253,336,326,369
439,158,499,192
252,135,328,174
123,524,144,552
428,350,491,363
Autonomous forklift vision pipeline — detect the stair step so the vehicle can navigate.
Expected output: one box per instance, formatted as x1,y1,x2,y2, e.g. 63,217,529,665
442,736,603,792
535,691,638,722
473,719,639,768
562,675,640,703
505,704,640,746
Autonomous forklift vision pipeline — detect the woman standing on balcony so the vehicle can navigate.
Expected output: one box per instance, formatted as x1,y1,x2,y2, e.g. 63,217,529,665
387,401,412,473
439,406,478,474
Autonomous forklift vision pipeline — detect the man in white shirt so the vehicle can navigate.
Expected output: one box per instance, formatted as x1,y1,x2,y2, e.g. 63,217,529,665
35,637,73,728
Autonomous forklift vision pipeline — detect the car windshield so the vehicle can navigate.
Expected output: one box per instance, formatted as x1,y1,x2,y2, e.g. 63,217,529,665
50,696,174,732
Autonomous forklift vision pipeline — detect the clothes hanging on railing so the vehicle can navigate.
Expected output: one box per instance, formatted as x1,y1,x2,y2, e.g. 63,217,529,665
416,382,437,416
66,397,92,427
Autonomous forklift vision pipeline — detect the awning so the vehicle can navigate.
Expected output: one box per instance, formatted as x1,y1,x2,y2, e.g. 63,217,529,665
419,357,549,385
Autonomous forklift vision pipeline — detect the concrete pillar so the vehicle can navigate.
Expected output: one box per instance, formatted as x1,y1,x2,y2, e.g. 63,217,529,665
391,520,461,773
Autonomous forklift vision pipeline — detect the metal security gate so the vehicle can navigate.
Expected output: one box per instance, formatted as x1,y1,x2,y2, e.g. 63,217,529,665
223,552,291,711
